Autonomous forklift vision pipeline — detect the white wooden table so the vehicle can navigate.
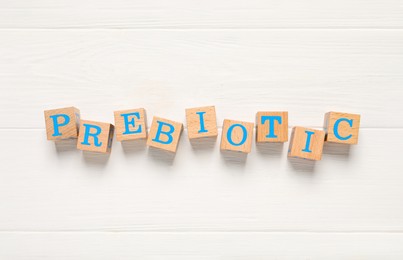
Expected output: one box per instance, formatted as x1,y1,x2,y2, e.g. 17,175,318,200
1,0,403,258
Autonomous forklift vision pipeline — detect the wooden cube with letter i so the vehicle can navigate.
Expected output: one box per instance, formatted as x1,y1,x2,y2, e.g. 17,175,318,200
256,111,288,143
288,127,325,161
220,119,254,153
44,106,80,141
185,106,218,139
147,117,183,153
77,120,114,153
324,112,361,145
114,108,147,141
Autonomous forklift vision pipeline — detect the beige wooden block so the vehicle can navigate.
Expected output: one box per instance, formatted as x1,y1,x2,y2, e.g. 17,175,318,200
256,111,288,143
324,112,361,145
220,119,254,153
147,117,183,153
185,106,218,139
114,108,147,142
288,127,325,161
77,120,114,153
44,106,80,141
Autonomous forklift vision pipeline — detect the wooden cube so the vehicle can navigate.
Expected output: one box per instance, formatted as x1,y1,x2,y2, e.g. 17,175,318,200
220,119,254,153
114,108,147,142
185,106,218,139
256,111,288,143
147,117,183,153
77,120,114,153
44,106,80,141
288,127,325,161
324,112,361,145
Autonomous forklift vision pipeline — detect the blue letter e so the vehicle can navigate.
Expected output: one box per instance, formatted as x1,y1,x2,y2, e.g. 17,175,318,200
121,112,142,135
152,121,174,144
50,114,70,137
81,124,103,147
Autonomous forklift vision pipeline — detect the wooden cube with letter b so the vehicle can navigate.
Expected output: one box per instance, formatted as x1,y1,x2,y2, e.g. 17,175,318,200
147,117,183,153
44,106,80,140
288,127,325,161
114,108,147,141
220,119,254,153
185,106,218,139
256,111,288,143
324,111,361,144
77,120,114,153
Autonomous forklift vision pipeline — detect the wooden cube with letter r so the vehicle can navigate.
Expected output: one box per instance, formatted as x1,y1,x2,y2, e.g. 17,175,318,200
44,106,80,141
77,120,114,153
147,117,183,153
288,126,325,161
324,112,361,144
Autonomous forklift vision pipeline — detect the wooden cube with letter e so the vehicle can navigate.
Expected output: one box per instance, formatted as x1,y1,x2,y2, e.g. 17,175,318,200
114,108,147,142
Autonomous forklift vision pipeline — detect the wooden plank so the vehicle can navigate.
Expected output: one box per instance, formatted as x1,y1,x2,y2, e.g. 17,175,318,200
0,30,402,128
0,0,402,28
1,232,403,258
0,129,402,231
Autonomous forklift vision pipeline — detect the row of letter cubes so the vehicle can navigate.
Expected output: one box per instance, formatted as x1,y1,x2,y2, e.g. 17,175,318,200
44,106,360,161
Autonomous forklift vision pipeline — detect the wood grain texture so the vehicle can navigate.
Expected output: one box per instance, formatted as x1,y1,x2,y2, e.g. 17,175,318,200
0,30,402,128
0,0,402,29
0,129,402,232
1,232,403,259
1,0,403,257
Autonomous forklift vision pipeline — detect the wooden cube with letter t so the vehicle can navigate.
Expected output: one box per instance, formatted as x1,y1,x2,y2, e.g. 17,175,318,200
288,127,325,161
77,120,114,153
324,112,361,144
114,108,147,141
44,106,80,140
256,111,288,143
220,119,254,153
147,117,183,153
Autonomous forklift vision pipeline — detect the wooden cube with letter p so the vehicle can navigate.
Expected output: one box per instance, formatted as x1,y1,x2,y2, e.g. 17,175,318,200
220,119,254,153
114,108,147,141
324,112,361,144
44,106,80,140
77,120,114,153
185,106,218,139
256,111,288,143
147,117,183,153
288,127,325,161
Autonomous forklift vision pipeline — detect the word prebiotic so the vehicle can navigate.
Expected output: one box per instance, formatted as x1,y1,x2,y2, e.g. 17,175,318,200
44,106,360,161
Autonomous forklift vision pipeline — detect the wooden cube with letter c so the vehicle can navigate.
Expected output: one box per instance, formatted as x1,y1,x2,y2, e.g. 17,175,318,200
220,119,254,153
324,112,360,145
77,120,114,153
44,106,80,141
147,117,183,153
288,126,325,161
